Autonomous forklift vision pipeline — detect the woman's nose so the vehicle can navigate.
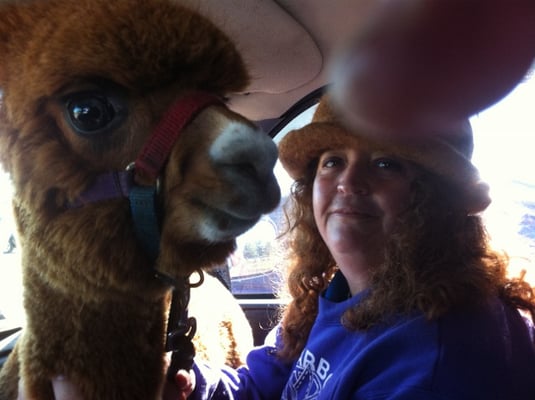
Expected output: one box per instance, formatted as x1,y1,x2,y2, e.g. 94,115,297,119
336,165,369,195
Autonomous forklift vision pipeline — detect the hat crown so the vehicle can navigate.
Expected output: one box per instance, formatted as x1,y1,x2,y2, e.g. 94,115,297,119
311,97,341,124
313,96,474,161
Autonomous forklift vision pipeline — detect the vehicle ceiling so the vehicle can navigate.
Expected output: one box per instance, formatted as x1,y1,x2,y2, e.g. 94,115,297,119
178,0,377,134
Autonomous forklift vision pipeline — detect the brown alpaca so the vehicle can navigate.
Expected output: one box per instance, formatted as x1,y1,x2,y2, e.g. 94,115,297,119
0,0,280,399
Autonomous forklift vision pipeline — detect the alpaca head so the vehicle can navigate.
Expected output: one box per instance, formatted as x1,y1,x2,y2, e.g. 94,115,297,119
0,0,280,297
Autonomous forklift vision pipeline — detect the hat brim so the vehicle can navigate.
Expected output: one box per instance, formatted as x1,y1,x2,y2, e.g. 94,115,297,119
278,122,359,180
279,121,477,181
278,121,491,213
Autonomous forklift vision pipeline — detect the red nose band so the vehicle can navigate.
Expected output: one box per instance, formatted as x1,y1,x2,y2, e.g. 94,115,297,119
135,92,222,182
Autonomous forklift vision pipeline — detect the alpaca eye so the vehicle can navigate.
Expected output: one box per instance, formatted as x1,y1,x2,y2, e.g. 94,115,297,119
64,92,125,136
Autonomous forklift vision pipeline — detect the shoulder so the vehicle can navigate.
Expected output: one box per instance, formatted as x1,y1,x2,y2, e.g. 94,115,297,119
431,297,535,398
347,298,535,398
437,296,534,345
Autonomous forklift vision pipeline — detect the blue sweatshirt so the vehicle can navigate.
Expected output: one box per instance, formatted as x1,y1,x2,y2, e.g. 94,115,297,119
191,273,535,399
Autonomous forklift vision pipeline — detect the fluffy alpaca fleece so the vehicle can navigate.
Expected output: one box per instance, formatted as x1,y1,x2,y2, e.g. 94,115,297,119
189,273,254,369
0,0,280,399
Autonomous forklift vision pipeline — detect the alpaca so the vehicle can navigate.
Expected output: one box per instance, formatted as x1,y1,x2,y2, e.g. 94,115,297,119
0,0,280,399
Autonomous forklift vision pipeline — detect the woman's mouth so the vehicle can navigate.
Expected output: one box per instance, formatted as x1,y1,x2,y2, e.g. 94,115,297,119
331,203,378,217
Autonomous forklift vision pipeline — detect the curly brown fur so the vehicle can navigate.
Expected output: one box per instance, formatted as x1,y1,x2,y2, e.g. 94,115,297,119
277,161,535,361
0,1,279,399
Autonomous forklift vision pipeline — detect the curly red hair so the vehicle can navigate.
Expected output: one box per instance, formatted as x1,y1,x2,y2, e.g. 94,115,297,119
277,162,535,361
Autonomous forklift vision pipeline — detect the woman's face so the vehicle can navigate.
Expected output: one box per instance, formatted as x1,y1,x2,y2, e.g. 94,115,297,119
313,145,418,262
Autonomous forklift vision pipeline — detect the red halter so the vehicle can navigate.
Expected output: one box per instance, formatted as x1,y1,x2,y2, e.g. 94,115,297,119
70,92,222,207
69,91,224,378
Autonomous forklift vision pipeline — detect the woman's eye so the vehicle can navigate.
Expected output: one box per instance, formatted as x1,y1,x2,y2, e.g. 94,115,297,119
374,158,404,172
320,156,343,169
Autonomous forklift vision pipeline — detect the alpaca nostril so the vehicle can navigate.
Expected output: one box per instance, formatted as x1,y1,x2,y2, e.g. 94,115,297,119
235,163,258,181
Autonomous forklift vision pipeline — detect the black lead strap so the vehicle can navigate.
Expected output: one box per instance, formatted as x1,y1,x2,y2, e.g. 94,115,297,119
126,94,220,379
165,283,197,380
129,183,198,379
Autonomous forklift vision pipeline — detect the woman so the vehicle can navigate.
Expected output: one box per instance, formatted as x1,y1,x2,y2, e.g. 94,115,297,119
190,96,535,399
25,97,535,399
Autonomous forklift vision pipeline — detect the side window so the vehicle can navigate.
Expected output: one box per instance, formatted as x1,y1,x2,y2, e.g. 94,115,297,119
471,70,535,284
0,174,22,325
229,71,535,298
229,106,317,298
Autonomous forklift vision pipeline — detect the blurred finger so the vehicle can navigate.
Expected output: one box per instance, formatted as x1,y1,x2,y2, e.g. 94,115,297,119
162,369,195,400
176,369,195,395
16,378,25,400
52,376,84,400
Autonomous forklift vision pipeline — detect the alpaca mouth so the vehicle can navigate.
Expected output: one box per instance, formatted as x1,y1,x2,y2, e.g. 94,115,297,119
212,208,258,233
194,199,260,237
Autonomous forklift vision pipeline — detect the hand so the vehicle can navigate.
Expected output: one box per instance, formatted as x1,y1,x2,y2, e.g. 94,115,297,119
330,0,535,137
163,369,196,400
16,370,195,400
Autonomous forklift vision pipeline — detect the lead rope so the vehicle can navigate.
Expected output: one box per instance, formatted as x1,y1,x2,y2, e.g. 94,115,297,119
165,270,204,381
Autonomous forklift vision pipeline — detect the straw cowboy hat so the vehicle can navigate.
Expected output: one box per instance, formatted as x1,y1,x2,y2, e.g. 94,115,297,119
278,96,491,214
